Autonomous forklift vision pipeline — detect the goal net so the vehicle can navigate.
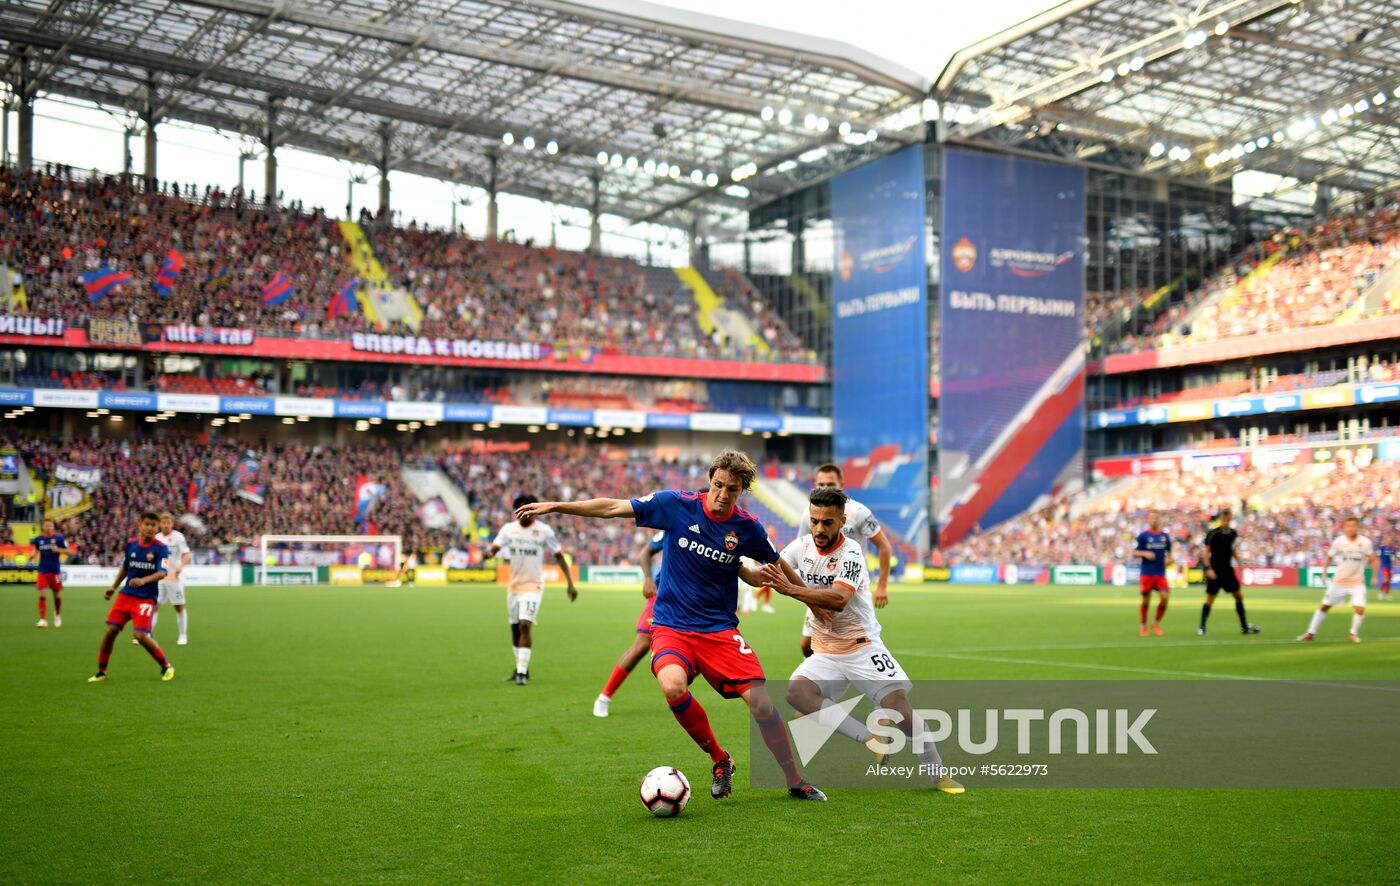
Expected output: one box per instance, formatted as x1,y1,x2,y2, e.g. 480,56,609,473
256,534,403,586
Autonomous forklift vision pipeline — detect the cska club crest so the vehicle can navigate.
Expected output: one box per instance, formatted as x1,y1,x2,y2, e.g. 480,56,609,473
723,531,739,552
952,237,977,272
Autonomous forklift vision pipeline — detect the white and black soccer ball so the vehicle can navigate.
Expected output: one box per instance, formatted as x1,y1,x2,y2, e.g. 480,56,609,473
639,766,690,817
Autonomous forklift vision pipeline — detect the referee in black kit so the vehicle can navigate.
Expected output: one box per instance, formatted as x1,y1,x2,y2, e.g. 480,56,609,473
1198,508,1261,636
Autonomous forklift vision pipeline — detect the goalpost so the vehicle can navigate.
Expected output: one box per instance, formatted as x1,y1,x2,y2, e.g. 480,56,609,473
257,534,403,586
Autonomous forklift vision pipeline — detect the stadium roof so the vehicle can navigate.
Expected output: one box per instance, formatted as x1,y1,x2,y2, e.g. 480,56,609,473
937,0,1400,197
0,0,924,231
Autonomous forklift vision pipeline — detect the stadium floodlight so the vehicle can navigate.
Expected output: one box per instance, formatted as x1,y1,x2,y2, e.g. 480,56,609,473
668,166,680,179
502,132,514,146
1214,19,1229,35
1150,141,1165,157
804,113,818,129
472,423,485,431
725,185,751,199
1205,153,1219,167
296,415,309,422
584,427,595,435
1130,56,1145,71
1354,100,1369,113
1100,68,1114,83
522,136,536,150
369,417,382,425
625,156,638,171
546,140,558,155
610,153,623,168
1273,130,1284,141
1258,135,1270,148
240,414,252,420
395,423,408,431
1321,108,1340,125
282,417,296,425
1116,62,1130,77
1338,104,1353,119
109,415,123,422
705,172,719,187
777,107,793,125
839,121,853,136
817,117,830,132
1183,29,1208,49
643,159,656,174
690,169,704,184
596,151,608,165
1244,141,1256,153
760,106,774,121
96,408,109,415
545,423,559,431
866,129,878,142
488,420,501,429
527,425,540,433
1375,93,1387,105
1230,144,1245,159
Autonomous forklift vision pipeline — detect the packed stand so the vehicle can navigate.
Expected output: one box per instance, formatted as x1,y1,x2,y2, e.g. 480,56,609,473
1105,361,1396,410
1,164,815,364
943,460,1400,568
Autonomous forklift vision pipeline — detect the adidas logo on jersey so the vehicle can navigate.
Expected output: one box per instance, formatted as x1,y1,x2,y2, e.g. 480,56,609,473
688,524,700,533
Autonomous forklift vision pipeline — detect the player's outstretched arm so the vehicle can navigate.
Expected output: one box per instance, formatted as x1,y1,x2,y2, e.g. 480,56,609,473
516,498,634,521
872,531,892,607
638,540,658,598
105,565,127,599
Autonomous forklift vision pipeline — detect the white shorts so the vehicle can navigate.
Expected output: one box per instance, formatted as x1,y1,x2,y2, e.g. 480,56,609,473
1322,583,1366,608
157,582,186,606
507,591,543,625
791,641,911,703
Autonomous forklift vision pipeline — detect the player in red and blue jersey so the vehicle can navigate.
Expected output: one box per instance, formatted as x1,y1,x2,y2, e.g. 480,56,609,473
32,518,69,628
593,531,666,718
518,450,826,801
1132,513,1172,636
1379,534,1395,602
89,512,175,683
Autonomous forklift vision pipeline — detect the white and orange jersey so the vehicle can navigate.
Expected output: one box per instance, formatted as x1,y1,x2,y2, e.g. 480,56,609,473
780,533,880,654
493,520,561,593
1329,534,1373,588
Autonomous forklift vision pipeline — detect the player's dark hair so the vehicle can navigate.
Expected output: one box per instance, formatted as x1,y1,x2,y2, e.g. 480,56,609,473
815,463,843,481
809,486,848,512
140,511,159,523
513,494,538,511
708,450,757,489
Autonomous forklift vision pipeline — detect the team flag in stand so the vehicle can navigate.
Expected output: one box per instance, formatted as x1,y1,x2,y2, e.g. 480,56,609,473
153,249,186,297
187,475,210,514
83,267,131,302
328,279,359,319
261,271,295,306
228,452,266,505
353,474,386,527
203,264,231,293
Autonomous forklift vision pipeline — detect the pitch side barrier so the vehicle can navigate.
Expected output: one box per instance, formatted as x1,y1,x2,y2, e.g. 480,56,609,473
923,564,1359,588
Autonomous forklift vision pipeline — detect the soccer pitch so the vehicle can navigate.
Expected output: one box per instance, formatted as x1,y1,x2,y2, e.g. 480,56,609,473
3,582,1396,883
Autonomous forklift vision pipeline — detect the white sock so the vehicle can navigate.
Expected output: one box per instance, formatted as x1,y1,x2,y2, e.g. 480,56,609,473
1307,610,1327,635
516,647,532,674
742,589,755,610
150,611,159,633
1351,612,1364,636
177,610,188,639
813,700,872,744
915,730,946,778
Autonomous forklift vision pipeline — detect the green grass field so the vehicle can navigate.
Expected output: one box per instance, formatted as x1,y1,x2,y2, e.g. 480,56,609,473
3,582,1397,884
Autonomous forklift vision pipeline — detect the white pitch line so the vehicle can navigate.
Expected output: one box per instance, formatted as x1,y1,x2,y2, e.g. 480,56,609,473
894,648,1400,691
928,637,1400,654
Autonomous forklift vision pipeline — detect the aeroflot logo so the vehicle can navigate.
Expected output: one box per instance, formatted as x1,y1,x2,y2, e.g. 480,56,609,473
990,247,1075,278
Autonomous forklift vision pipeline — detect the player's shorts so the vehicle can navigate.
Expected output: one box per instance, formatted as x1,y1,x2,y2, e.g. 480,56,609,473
36,572,62,591
650,624,765,699
1322,583,1367,608
636,595,656,634
507,590,543,625
1139,574,1169,593
1381,568,1393,589
791,640,911,704
106,592,156,634
157,581,186,606
1205,571,1240,594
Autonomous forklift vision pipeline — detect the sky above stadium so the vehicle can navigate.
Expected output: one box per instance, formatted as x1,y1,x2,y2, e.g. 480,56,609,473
638,0,1059,81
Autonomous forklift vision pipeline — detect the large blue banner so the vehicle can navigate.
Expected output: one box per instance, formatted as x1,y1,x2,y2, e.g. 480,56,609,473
938,149,1085,546
831,145,929,555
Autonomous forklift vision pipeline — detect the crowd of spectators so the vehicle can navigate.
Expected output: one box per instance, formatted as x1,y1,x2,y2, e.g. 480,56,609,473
1105,359,1398,410
1110,197,1400,354
0,164,813,364
3,430,766,569
946,459,1398,568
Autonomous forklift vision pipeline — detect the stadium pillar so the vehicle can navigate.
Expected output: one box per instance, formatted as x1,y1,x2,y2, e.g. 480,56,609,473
264,96,281,208
486,152,499,241
378,124,391,223
588,171,602,254
790,216,805,274
689,211,708,266
15,69,33,174
142,74,158,190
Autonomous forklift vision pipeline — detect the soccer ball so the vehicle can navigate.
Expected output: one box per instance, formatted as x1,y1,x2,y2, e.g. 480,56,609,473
639,766,690,817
